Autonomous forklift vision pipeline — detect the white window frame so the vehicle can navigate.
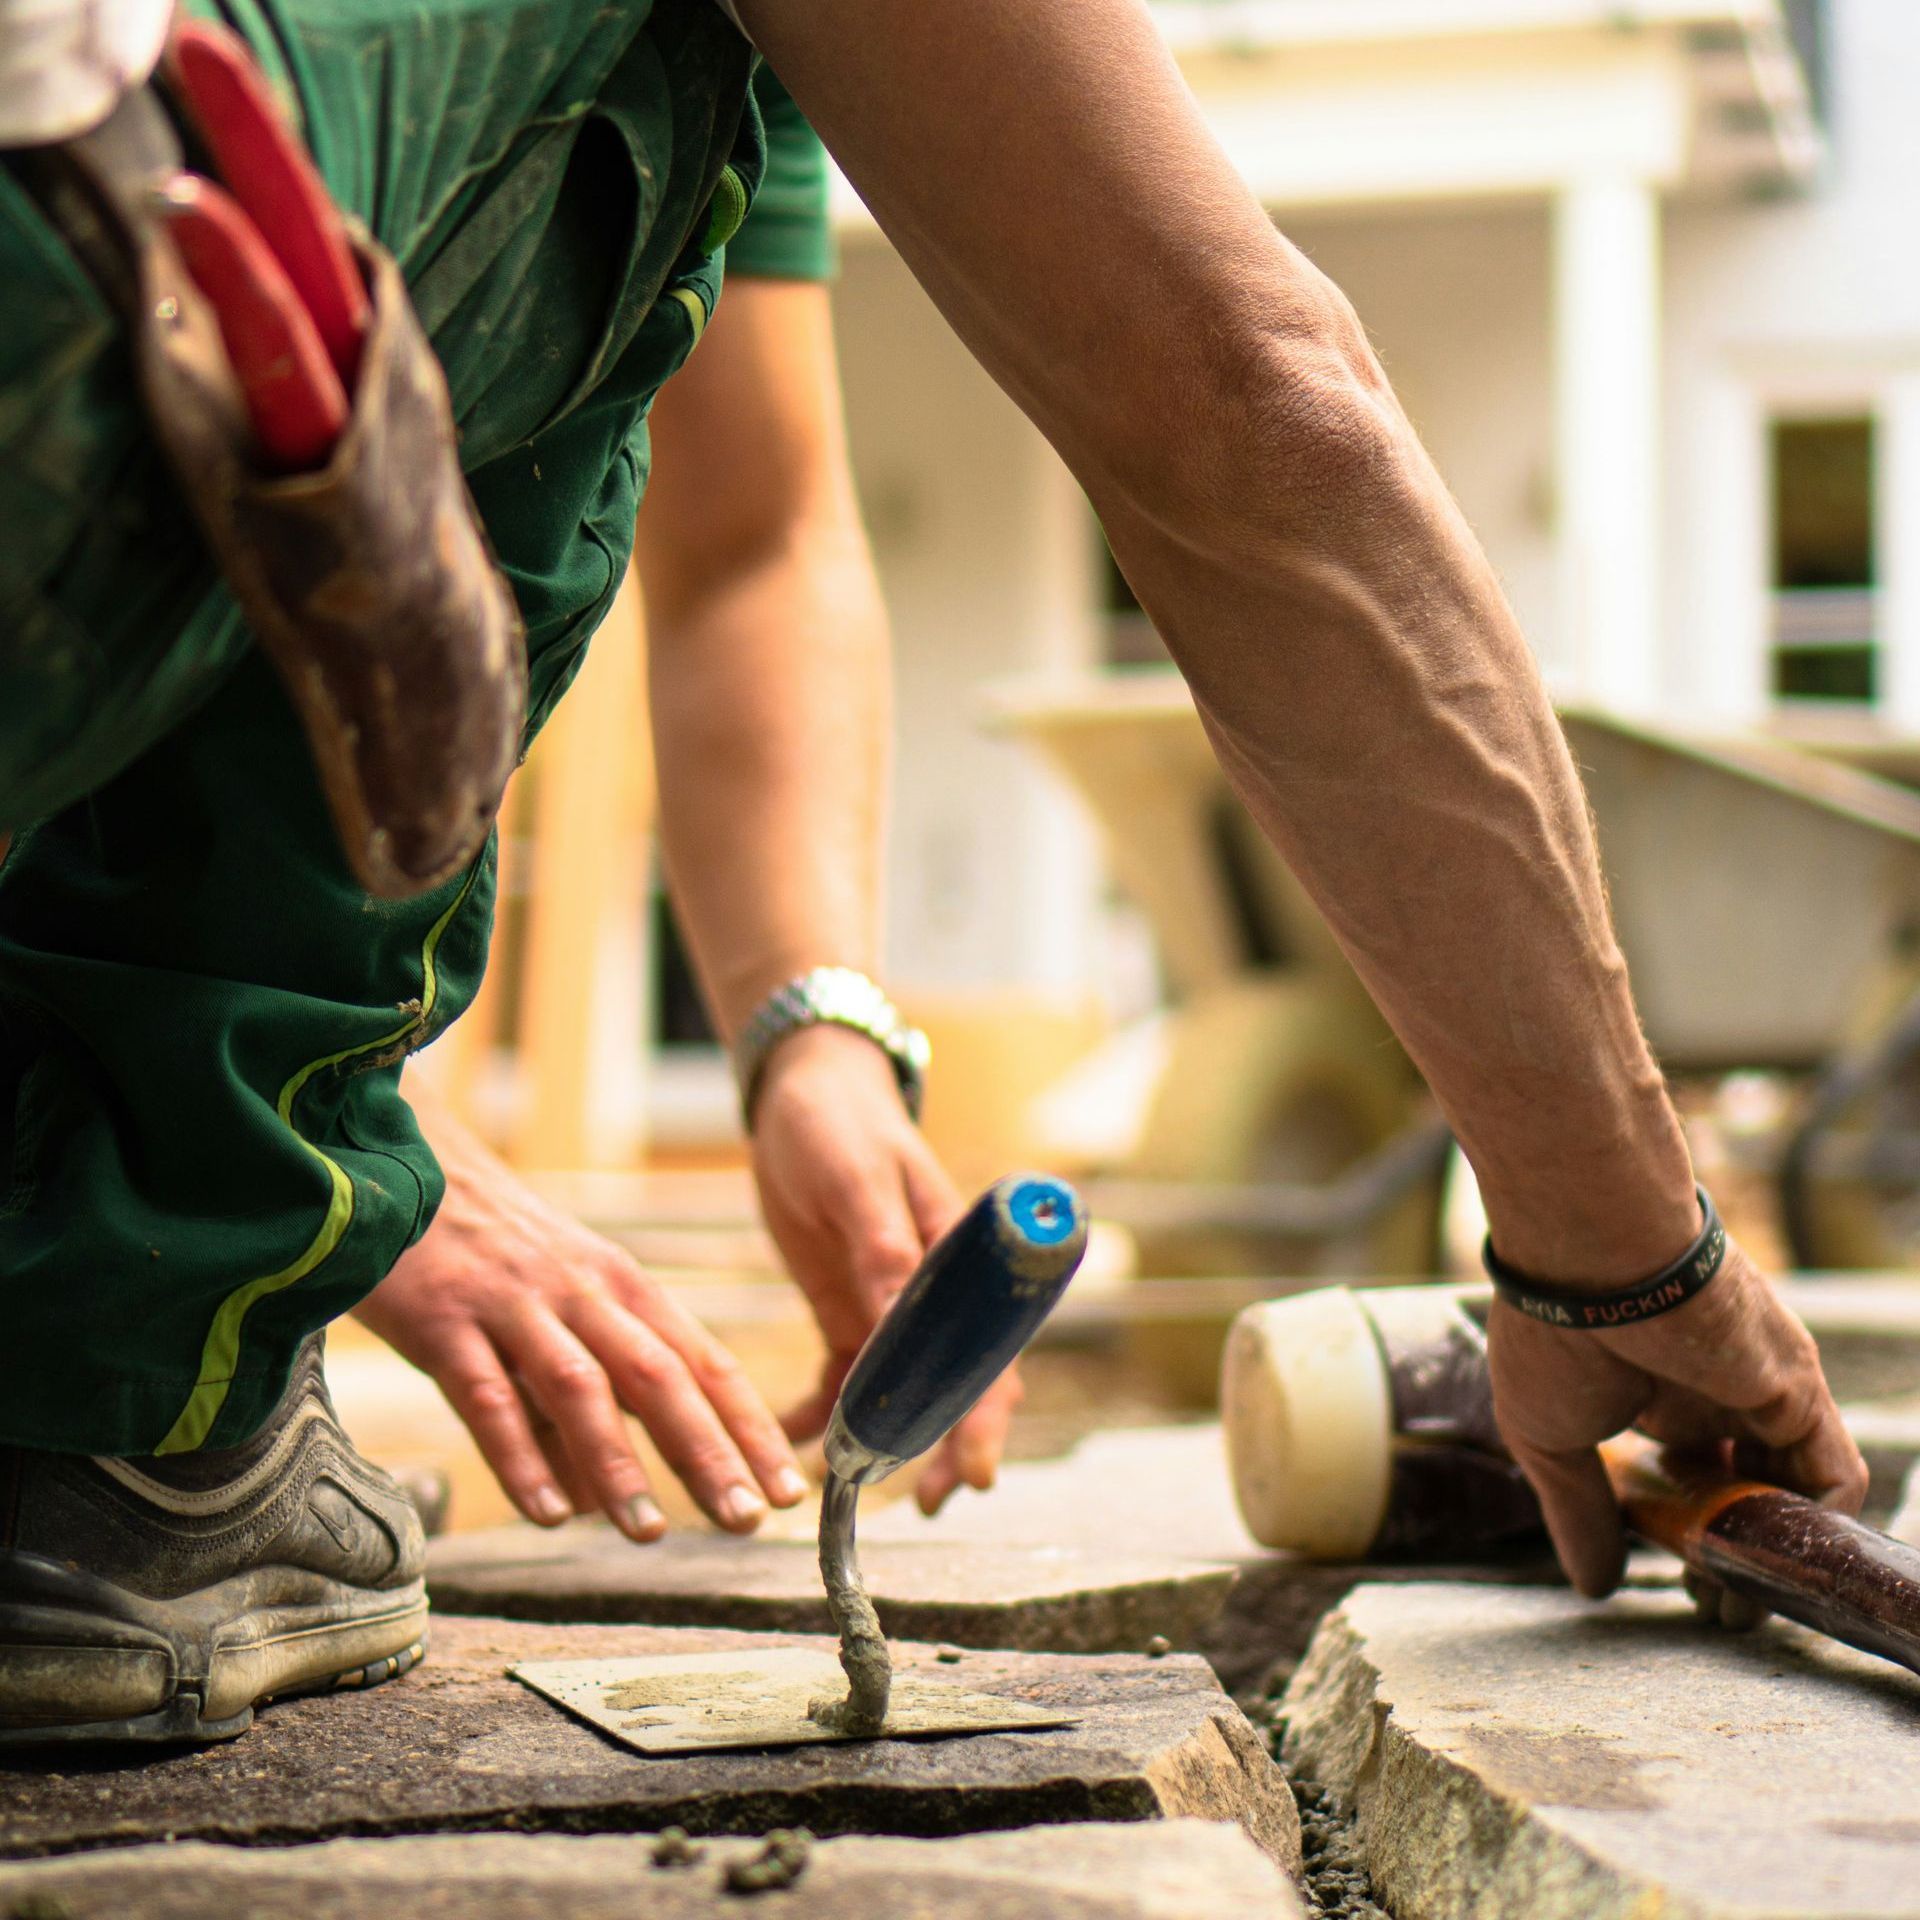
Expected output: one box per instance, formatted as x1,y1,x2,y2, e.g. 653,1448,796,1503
1705,346,1920,731
1767,408,1881,713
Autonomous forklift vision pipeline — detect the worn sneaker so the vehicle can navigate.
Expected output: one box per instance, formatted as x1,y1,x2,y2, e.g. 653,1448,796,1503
0,1335,427,1744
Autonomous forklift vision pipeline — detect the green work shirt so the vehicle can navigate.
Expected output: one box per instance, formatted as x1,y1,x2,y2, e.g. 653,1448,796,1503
728,66,837,283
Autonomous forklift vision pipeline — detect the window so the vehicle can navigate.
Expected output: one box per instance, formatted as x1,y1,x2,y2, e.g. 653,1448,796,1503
1771,416,1877,704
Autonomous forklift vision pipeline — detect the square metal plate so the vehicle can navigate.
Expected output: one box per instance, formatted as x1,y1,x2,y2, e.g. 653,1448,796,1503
511,1648,1080,1755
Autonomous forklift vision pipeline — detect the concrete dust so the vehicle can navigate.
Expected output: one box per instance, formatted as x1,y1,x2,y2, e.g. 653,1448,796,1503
1243,1688,1394,1919
810,1471,892,1734
650,1828,705,1869
1291,1783,1394,1920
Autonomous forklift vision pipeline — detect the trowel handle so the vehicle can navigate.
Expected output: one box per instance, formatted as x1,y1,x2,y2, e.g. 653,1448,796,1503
824,1173,1088,1485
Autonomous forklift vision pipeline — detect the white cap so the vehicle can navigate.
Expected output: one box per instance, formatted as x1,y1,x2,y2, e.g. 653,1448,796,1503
1221,1286,1394,1560
0,0,170,146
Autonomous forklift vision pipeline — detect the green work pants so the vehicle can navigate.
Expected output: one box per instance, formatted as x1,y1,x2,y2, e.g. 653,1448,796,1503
0,0,759,1455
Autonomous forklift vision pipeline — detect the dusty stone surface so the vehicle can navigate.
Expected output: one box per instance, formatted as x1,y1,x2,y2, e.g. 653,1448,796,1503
0,1821,1303,1919
866,1426,1559,1692
863,1427,1250,1562
427,1521,1237,1655
1282,1581,1920,1919
0,1616,1297,1873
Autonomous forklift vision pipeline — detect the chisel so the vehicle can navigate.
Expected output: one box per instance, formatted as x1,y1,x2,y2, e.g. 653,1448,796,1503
810,1173,1089,1732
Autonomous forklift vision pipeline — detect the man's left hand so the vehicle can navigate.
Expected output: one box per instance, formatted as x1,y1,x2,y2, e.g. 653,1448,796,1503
750,1024,1021,1512
1488,1234,1867,1597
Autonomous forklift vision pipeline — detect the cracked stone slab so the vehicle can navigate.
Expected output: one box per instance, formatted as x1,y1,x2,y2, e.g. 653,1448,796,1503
0,1616,1297,1873
0,1821,1304,1919
427,1521,1237,1656
1282,1581,1920,1920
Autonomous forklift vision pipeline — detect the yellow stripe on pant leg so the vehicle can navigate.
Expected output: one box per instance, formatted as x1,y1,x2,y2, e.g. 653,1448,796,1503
153,863,481,1455
667,286,707,345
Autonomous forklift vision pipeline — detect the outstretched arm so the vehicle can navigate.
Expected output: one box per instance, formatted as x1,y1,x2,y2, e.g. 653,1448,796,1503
640,273,1015,1513
738,0,1865,1588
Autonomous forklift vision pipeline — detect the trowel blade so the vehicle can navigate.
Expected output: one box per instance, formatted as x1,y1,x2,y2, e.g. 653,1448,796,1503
511,1648,1079,1756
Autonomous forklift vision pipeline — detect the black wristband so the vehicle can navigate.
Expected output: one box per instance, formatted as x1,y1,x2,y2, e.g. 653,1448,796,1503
1483,1184,1726,1330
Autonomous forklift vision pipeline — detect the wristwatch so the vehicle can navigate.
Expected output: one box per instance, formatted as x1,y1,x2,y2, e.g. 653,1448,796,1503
734,966,931,1130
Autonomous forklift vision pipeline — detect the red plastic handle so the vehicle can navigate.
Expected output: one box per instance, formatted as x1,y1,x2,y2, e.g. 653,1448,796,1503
158,172,349,472
169,20,369,388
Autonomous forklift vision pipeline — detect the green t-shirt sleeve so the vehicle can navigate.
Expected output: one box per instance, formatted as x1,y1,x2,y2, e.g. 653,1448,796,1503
726,64,838,282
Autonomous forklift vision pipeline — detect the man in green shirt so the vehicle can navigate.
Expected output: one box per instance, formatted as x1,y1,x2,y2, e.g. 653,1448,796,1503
0,0,1867,1744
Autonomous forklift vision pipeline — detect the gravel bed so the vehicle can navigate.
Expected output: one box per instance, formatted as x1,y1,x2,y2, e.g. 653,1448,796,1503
1241,1690,1395,1920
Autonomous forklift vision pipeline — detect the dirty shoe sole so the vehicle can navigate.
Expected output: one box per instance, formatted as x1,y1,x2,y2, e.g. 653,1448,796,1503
0,1552,428,1745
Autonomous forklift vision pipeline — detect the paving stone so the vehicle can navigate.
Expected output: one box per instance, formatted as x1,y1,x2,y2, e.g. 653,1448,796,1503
0,1819,1303,1919
866,1426,1560,1693
863,1427,1251,1562
1282,1580,1920,1919
0,1616,1297,1873
427,1522,1237,1655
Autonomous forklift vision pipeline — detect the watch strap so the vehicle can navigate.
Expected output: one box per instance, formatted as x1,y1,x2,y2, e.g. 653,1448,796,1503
735,966,930,1130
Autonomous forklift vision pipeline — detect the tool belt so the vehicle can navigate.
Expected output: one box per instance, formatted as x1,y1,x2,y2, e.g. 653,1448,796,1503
18,19,525,899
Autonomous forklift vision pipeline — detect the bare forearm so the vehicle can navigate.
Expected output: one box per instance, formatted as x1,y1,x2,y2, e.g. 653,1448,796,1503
637,276,890,1042
1100,432,1695,1282
647,527,889,1039
743,0,1695,1281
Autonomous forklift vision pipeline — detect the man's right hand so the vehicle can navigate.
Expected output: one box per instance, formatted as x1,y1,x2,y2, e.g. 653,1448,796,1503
1488,1236,1868,1597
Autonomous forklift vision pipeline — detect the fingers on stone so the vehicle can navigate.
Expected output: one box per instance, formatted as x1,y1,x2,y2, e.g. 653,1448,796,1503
1511,1440,1628,1599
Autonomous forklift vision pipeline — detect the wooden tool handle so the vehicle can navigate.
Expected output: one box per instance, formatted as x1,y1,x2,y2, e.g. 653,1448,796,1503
1605,1435,1920,1677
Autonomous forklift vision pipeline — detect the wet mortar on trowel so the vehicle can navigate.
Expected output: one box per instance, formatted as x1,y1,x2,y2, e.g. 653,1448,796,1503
808,1469,892,1734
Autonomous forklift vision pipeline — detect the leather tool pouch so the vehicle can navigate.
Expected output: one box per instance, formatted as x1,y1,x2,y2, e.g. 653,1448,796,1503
30,82,526,900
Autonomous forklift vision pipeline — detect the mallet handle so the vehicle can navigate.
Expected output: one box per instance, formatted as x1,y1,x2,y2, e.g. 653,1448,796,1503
1606,1435,1920,1676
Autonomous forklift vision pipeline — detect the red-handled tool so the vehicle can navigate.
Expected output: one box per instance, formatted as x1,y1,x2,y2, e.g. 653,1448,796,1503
156,171,347,472
1606,1436,1920,1678
167,20,369,386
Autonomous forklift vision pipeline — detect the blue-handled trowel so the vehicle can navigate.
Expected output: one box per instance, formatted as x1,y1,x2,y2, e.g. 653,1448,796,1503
512,1174,1090,1754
